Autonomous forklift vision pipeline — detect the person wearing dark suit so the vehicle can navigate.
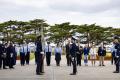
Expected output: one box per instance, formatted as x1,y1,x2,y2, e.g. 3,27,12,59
113,37,120,73
6,43,15,69
76,45,83,66
66,40,71,66
35,36,44,75
98,43,106,66
0,42,7,69
70,37,77,75
13,45,17,65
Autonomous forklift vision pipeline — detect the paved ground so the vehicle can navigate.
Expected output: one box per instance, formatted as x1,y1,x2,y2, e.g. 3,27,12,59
0,55,120,80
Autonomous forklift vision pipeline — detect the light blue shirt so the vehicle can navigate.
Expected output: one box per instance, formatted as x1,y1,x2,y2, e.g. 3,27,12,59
24,45,30,53
54,47,62,55
111,44,116,53
20,45,25,54
20,44,30,54
44,45,52,53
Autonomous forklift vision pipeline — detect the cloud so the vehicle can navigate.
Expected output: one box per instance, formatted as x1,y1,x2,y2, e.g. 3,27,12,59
0,0,120,28
48,0,120,13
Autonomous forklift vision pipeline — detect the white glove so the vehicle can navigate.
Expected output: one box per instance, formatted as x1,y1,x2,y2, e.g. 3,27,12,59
10,53,13,58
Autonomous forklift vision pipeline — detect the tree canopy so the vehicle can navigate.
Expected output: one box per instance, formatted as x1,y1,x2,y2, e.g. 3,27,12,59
0,19,119,45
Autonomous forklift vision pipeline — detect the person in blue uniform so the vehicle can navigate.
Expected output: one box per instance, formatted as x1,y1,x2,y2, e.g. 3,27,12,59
98,43,106,66
111,43,116,65
25,42,30,65
45,42,52,66
6,42,15,69
70,37,78,75
54,43,62,66
20,43,25,66
66,40,71,66
113,36,120,73
35,36,44,75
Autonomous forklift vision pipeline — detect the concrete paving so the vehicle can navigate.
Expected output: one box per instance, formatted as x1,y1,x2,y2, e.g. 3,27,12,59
0,56,120,80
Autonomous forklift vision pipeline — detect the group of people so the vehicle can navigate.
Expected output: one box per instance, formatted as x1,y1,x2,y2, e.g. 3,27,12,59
65,38,107,75
0,35,119,75
0,42,17,69
35,35,120,75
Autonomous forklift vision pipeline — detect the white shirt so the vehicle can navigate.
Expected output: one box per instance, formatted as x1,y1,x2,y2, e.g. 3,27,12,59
90,48,97,55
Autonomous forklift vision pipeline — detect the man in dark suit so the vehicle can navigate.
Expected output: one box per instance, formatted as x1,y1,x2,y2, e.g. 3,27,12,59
0,42,7,69
6,43,15,69
70,37,77,75
35,36,44,75
113,36,120,73
76,45,83,66
66,40,71,66
98,43,106,66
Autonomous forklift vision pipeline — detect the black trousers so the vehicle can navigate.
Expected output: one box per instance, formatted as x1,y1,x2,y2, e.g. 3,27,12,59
36,53,43,74
0,56,6,69
8,57,14,68
66,54,71,66
77,54,82,66
25,52,30,65
55,53,61,66
35,52,37,64
46,52,51,66
114,57,120,72
71,57,77,74
20,53,25,66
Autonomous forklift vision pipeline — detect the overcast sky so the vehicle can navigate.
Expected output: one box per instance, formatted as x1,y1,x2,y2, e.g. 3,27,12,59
0,0,120,28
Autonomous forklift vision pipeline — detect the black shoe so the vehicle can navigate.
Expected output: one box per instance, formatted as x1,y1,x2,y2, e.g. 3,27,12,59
113,71,119,73
9,67,14,69
102,65,105,66
70,73,76,75
41,72,45,73
3,67,8,69
36,73,44,75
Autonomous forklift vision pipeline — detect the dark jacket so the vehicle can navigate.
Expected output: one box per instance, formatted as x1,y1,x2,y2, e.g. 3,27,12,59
70,43,77,57
7,45,14,58
35,41,42,53
83,47,89,55
98,47,106,56
66,44,70,55
114,43,120,58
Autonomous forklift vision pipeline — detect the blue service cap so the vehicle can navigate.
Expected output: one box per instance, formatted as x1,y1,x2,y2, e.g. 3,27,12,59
114,36,119,39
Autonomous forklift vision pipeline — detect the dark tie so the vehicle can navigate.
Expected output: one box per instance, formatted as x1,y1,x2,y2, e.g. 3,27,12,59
27,45,28,52
23,46,24,53
48,44,49,52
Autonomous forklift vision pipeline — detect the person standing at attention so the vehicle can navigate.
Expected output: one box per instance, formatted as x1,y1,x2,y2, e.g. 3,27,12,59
89,45,97,66
45,42,52,66
54,43,62,66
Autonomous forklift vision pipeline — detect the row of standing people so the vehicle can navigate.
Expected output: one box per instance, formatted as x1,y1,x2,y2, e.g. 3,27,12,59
66,41,106,67
0,43,17,69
